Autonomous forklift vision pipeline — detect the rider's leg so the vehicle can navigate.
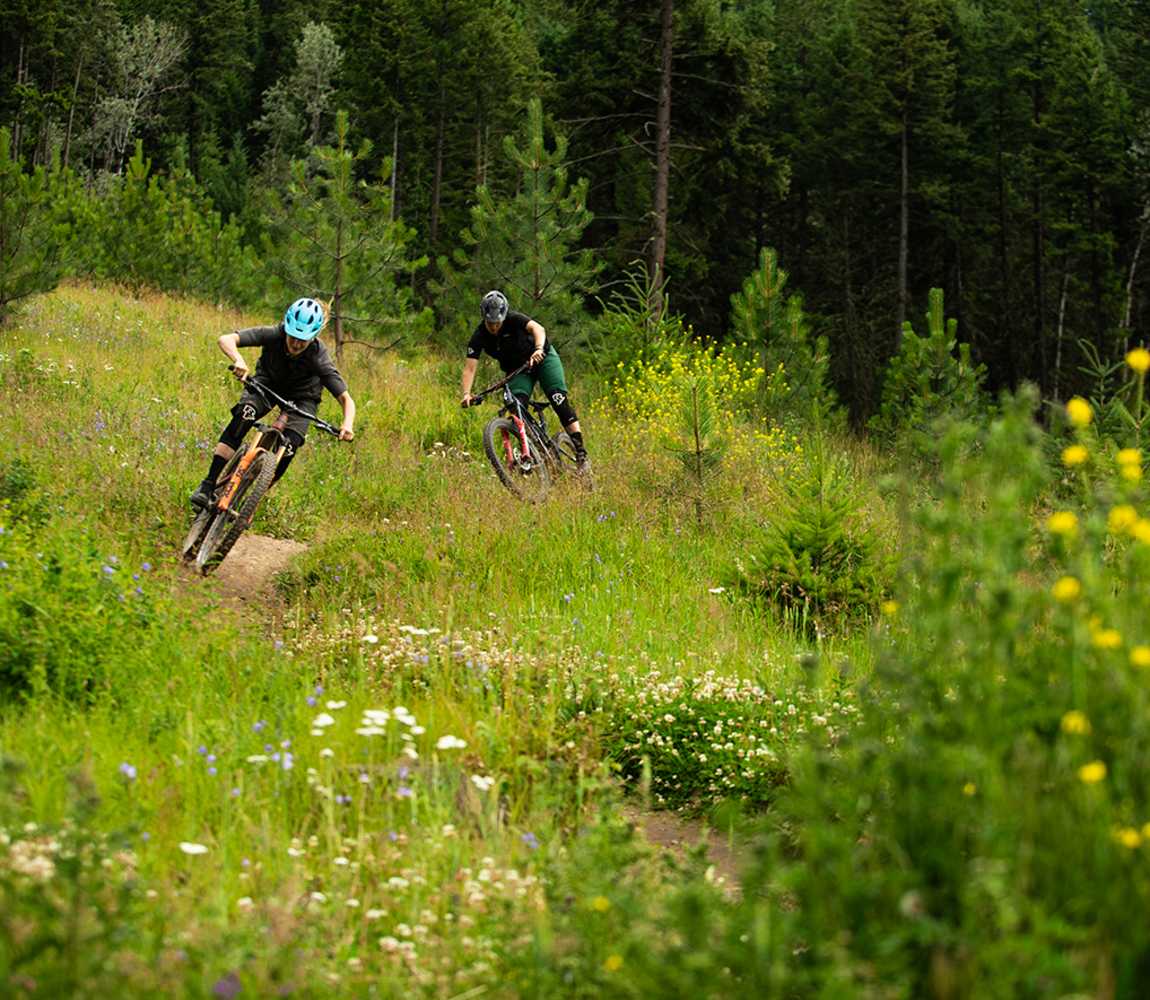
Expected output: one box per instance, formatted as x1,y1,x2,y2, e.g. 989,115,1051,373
192,399,265,506
536,351,588,464
272,429,306,485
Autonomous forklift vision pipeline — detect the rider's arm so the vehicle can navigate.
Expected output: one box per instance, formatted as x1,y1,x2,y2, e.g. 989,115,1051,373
526,320,546,366
217,332,248,378
337,391,356,441
461,357,479,404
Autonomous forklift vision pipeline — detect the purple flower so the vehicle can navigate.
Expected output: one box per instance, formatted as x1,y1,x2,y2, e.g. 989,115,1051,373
306,696,316,707
314,684,324,695
521,832,539,851
397,765,410,780
280,740,291,750
231,788,241,798
281,753,294,772
241,858,250,867
208,766,217,777
132,573,140,581
397,786,413,798
142,562,152,572
253,721,265,733
119,762,137,781
207,754,216,764
0,561,7,570
273,640,283,651
388,831,398,842
198,746,208,756
563,593,574,603
134,586,144,596
212,971,242,999
102,565,116,575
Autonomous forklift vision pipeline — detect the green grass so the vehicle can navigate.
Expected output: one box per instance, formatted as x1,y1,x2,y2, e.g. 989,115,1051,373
1,283,884,996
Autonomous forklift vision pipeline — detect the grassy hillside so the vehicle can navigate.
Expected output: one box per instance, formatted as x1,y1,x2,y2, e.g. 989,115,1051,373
6,285,1149,998
0,284,880,996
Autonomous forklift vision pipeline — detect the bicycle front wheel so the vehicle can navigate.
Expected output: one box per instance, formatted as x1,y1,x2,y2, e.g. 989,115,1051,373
483,416,550,503
181,449,244,561
195,451,276,575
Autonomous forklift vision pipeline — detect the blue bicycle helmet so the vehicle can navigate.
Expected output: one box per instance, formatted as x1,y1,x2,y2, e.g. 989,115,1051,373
283,298,327,341
480,289,509,324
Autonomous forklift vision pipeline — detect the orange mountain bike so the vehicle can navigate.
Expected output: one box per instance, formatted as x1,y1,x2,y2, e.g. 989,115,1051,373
181,372,341,574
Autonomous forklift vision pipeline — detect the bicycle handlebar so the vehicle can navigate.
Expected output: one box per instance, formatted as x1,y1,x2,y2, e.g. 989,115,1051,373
229,366,342,437
463,361,531,407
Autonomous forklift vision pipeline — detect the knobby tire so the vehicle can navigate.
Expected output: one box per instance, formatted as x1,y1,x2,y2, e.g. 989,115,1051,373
181,450,244,561
195,452,276,574
482,416,550,503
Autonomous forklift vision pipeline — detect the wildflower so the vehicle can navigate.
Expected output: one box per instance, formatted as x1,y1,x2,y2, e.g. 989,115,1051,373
1113,827,1142,849
362,634,379,644
179,842,210,855
212,972,243,1000
1131,647,1150,669
119,762,137,781
1127,348,1150,374
471,774,496,792
1046,511,1078,538
962,782,977,797
1066,396,1093,427
521,832,539,851
1108,505,1139,534
1051,576,1082,603
603,954,624,972
1121,463,1142,483
1078,761,1107,784
1132,520,1150,544
708,586,726,595
1117,448,1142,467
1060,710,1091,735
356,726,386,736
1092,629,1122,651
311,713,336,729
1062,444,1089,467
326,700,347,710
589,895,611,912
436,735,467,751
881,600,900,616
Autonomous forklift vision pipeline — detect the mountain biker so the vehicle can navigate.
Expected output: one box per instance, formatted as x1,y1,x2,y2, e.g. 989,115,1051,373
190,297,356,509
460,290,589,469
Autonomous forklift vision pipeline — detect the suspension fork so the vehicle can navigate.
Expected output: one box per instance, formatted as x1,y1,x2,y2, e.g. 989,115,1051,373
217,445,261,512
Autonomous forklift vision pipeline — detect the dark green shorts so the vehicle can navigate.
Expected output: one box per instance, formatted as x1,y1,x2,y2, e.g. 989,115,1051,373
508,349,568,400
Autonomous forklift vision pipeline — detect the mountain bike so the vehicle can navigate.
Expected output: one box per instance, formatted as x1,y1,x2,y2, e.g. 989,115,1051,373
464,363,584,502
181,371,341,574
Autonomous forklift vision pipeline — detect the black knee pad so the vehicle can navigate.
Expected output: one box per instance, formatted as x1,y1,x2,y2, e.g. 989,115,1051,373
273,429,306,482
219,407,256,449
548,390,577,427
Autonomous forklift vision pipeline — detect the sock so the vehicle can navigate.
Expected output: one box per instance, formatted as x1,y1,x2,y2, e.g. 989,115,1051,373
568,430,586,460
204,453,228,486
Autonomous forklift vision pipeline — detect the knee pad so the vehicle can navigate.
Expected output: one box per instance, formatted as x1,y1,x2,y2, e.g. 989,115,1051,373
548,390,577,427
219,408,255,449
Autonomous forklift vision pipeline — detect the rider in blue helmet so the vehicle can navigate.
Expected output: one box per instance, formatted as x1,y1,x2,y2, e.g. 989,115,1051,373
189,298,357,508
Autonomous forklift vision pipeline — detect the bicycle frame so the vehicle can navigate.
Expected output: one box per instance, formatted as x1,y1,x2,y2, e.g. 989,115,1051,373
498,386,554,470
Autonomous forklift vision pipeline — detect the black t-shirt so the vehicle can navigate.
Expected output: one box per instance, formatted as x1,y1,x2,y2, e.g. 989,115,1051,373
236,325,348,403
466,311,551,373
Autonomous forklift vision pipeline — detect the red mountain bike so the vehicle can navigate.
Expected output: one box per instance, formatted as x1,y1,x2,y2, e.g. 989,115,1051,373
181,372,341,574
464,363,582,503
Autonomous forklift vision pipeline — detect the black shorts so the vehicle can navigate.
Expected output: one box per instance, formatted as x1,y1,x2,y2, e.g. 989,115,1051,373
234,388,318,441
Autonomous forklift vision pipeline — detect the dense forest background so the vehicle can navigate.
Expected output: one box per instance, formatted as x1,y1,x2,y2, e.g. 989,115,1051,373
2,0,1149,420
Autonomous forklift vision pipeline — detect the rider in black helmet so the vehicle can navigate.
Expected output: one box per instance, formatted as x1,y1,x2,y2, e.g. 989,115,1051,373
460,290,589,469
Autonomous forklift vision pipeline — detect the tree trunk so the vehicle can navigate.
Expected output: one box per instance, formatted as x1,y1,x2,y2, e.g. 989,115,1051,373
650,0,674,318
390,118,399,224
62,53,85,170
1122,200,1148,349
896,106,910,352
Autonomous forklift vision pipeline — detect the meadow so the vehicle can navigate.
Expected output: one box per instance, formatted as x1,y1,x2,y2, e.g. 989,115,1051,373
3,284,1150,997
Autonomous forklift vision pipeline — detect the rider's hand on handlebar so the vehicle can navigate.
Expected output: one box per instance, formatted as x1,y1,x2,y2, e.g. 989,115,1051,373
460,393,473,408
339,426,355,442
528,349,545,368
229,361,250,382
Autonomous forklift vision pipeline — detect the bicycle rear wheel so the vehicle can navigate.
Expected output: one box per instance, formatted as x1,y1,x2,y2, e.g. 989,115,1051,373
550,430,594,489
483,416,550,503
195,452,276,574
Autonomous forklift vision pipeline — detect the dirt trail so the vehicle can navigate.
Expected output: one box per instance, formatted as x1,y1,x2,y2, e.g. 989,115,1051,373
622,805,745,893
209,533,307,606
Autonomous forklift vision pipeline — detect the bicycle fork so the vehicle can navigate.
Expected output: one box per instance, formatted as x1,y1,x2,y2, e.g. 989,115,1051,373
505,415,532,467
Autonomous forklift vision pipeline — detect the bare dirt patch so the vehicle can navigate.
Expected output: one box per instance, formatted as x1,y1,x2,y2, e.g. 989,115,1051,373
210,533,307,607
622,805,744,894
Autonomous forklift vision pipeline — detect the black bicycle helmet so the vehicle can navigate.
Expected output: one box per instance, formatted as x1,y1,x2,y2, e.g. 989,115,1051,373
480,289,509,324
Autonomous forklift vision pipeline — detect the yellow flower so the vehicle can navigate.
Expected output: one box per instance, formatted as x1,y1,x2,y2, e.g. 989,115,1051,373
589,896,611,912
1062,444,1089,467
1092,628,1122,651
1127,348,1150,374
1117,448,1142,466
1078,761,1107,784
1131,646,1150,669
1051,576,1082,603
1066,396,1093,428
1060,710,1091,735
880,600,900,617
1121,464,1143,483
603,954,624,972
962,782,977,797
1133,520,1150,544
1046,511,1079,538
1113,827,1142,849
1107,505,1139,534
